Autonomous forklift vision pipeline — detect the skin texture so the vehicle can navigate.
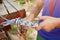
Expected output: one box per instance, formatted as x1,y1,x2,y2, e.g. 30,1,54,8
27,0,60,32
27,0,44,21
36,16,60,32
19,0,60,40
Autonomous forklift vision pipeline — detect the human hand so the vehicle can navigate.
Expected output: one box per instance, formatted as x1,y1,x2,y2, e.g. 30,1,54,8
36,16,60,32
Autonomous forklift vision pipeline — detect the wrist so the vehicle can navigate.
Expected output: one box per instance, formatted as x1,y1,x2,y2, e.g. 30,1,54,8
27,18,33,22
26,14,35,22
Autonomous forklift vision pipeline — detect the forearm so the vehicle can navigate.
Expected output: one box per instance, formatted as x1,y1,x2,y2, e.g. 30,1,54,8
27,0,44,21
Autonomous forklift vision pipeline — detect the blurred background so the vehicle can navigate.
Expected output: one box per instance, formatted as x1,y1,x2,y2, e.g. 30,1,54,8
0,0,43,40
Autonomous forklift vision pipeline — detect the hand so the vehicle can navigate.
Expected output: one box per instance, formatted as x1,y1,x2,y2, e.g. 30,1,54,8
36,16,60,32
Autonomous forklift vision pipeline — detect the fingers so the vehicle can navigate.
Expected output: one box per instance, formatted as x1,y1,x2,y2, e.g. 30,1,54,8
35,22,43,31
36,21,55,32
39,16,50,20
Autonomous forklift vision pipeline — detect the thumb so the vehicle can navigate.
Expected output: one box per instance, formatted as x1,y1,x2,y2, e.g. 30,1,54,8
35,23,43,31
38,16,49,24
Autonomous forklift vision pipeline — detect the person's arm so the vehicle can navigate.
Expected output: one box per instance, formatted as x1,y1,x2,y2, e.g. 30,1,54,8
57,18,60,27
36,16,60,32
27,0,44,21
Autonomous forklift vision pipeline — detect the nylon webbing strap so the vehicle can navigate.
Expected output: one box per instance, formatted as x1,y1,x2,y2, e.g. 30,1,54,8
1,18,38,28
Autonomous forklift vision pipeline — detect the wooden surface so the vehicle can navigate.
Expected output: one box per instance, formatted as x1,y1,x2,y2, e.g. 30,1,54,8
6,0,24,11
0,0,26,24
3,0,17,14
0,4,8,15
0,0,26,31
0,0,2,3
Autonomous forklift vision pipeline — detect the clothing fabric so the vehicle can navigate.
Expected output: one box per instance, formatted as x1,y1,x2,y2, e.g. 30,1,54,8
38,0,60,40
